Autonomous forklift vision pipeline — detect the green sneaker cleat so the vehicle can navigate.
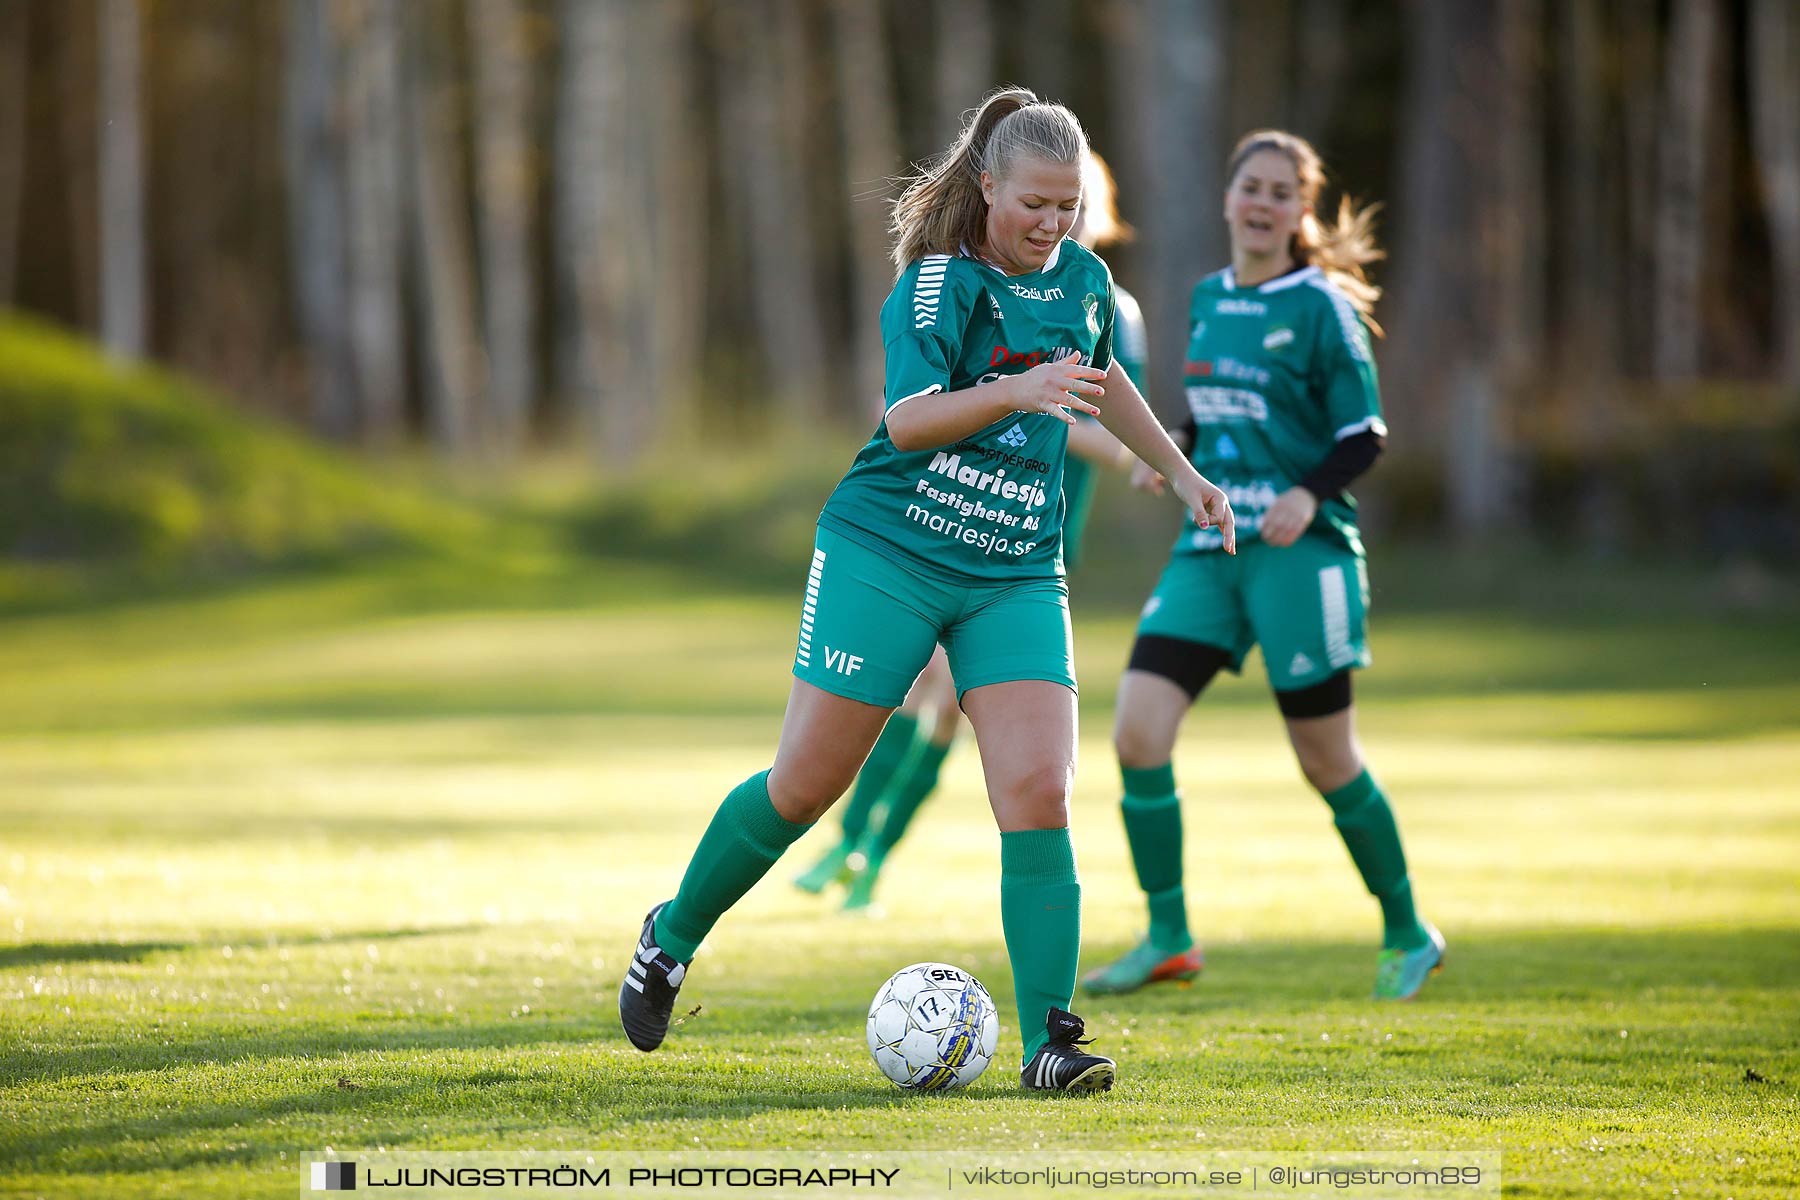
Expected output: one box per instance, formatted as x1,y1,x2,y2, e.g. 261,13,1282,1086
1080,937,1203,996
1373,923,1446,1000
792,841,854,895
841,854,886,912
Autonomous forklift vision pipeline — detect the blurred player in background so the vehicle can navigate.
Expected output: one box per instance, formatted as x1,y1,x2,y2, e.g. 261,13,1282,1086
620,89,1233,1093
1084,129,1444,1001
792,151,1149,916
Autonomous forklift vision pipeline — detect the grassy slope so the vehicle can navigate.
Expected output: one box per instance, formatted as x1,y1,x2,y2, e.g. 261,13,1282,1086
0,315,502,610
1,573,1797,1198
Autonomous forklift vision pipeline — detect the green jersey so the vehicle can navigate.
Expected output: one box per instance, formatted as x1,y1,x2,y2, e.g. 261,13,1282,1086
1062,283,1146,569
819,240,1117,582
1176,265,1384,555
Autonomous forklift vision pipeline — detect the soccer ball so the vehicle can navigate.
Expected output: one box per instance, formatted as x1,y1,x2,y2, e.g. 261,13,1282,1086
865,962,1000,1090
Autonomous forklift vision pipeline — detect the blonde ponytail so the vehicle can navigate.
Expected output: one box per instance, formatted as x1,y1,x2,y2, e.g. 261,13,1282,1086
1226,129,1386,336
891,86,1089,275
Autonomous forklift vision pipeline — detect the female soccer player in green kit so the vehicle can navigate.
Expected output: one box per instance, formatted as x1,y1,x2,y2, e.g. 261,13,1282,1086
1082,129,1445,1001
790,149,1148,915
619,89,1235,1093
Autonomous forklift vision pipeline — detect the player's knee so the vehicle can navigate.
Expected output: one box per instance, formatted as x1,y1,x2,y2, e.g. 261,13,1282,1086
1295,743,1362,794
767,760,854,823
1113,716,1174,770
1002,763,1072,824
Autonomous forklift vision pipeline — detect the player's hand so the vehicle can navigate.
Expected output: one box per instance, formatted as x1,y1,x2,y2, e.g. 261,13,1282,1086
1260,486,1318,548
1176,474,1236,555
1010,352,1105,426
1130,458,1167,496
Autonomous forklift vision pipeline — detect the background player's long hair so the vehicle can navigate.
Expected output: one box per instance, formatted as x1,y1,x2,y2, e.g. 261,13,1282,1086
1077,152,1133,250
890,86,1089,276
1226,129,1386,336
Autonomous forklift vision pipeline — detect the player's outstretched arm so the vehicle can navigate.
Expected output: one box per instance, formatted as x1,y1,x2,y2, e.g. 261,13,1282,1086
887,354,1105,453
1066,413,1134,471
1097,358,1236,554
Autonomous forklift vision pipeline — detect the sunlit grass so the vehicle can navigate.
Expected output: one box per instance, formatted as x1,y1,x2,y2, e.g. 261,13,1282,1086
1,575,1797,1198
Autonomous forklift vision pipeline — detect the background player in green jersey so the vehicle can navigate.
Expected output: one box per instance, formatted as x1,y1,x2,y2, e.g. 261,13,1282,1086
619,89,1234,1094
1083,129,1445,1002
792,151,1147,915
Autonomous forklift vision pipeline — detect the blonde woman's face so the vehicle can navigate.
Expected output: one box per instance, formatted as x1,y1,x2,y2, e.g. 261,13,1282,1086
981,157,1082,275
1225,149,1308,260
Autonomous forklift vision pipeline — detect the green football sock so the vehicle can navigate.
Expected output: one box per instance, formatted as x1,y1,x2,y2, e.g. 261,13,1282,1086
1321,768,1428,951
838,713,920,843
869,736,953,857
654,770,813,961
1120,762,1189,951
1000,827,1081,1063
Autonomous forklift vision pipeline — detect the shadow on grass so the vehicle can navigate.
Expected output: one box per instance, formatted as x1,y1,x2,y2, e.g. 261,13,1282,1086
3,924,1795,1178
0,924,484,970
1070,924,1800,1012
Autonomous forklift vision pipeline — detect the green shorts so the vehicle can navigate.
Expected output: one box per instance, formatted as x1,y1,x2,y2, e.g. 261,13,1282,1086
1136,534,1372,692
793,526,1075,708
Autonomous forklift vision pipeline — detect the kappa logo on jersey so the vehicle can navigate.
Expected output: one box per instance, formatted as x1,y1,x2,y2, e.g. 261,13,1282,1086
913,255,950,329
1215,433,1240,460
997,424,1028,448
1263,326,1295,351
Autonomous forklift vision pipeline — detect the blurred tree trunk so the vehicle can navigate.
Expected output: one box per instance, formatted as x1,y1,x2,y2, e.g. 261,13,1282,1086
1292,0,1348,143
0,1,26,307
1749,0,1800,386
715,0,829,424
99,0,147,360
646,0,705,446
341,0,408,442
1228,0,1293,135
1494,0,1543,378
467,0,536,455
1556,0,1612,375
552,0,606,447
829,0,904,415
284,0,356,436
58,1,99,330
1653,0,1721,382
1618,0,1659,374
934,0,993,141
1117,0,1225,416
406,0,487,453
1390,0,1510,535
1015,0,1077,104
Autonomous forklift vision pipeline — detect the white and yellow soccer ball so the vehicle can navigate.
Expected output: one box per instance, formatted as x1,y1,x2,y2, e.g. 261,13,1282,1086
865,962,999,1090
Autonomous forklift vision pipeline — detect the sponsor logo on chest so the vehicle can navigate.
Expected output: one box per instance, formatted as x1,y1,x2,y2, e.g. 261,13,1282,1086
1215,297,1267,316
979,344,1088,386
1184,356,1271,386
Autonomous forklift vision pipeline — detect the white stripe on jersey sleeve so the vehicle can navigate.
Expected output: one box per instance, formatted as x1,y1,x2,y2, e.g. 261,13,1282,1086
1334,415,1388,440
1305,274,1373,364
886,383,945,412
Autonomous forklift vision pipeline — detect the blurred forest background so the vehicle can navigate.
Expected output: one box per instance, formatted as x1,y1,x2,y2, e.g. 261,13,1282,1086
2,0,1798,591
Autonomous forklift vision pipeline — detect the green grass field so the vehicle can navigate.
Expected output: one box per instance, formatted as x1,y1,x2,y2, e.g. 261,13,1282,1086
2,565,1798,1199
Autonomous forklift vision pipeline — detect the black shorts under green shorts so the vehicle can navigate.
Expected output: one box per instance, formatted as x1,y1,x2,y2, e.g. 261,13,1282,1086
1135,534,1372,692
792,526,1075,708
